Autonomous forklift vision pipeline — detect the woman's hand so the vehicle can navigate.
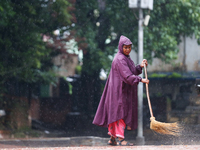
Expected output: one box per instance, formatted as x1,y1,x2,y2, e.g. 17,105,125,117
141,79,149,84
140,59,148,68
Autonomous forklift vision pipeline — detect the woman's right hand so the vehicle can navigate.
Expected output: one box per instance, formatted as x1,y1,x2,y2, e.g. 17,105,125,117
140,59,148,68
141,79,149,84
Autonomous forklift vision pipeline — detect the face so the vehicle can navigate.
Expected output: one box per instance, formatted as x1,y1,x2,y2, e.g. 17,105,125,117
123,44,132,56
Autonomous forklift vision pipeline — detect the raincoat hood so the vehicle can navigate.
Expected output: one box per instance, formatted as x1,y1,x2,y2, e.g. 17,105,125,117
118,35,132,53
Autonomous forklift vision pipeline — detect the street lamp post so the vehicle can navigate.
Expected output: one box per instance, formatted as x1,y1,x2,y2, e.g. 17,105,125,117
136,7,145,145
129,0,153,145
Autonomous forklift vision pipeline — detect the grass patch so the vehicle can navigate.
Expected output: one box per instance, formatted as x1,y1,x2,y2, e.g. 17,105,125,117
12,127,43,138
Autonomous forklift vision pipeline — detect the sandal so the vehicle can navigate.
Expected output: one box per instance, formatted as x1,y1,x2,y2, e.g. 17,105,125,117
107,138,117,146
117,139,134,146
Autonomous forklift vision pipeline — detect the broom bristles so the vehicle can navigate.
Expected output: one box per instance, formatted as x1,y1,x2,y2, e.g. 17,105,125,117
150,117,182,136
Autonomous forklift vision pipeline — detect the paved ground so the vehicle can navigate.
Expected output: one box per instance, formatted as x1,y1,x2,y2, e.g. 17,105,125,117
0,145,200,150
0,136,200,150
1,119,200,149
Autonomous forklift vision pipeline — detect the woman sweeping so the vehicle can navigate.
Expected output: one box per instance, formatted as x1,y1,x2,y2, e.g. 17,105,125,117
93,35,149,146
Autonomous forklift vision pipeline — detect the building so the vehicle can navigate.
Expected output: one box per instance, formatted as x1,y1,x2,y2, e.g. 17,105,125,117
130,35,200,125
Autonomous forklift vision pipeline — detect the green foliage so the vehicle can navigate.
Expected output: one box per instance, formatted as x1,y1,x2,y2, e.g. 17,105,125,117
149,72,182,78
149,73,168,78
74,0,200,73
0,0,73,131
68,82,73,95
63,77,73,95
0,0,72,84
144,0,200,63
74,0,138,74
75,65,82,75
168,72,182,78
73,0,200,114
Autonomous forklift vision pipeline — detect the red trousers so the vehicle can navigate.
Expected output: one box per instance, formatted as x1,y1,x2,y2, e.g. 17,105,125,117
108,119,126,139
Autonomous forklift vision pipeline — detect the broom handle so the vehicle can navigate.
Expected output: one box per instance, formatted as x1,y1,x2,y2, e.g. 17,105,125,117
144,64,154,117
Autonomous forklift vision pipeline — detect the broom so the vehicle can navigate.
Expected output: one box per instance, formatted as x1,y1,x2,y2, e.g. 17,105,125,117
144,64,181,136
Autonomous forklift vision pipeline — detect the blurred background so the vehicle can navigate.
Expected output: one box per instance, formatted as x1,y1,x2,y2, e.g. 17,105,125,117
0,0,200,140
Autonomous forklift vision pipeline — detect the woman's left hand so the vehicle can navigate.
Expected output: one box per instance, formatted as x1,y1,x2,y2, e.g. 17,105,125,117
140,59,148,68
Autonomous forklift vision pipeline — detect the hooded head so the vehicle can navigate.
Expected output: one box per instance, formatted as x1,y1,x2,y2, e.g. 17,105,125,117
118,35,132,54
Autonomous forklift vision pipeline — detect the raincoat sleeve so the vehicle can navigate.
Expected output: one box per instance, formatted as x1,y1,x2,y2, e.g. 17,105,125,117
116,58,142,85
135,65,142,75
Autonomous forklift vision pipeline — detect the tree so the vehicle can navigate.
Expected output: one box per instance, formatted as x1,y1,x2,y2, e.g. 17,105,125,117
0,0,73,84
73,0,200,115
143,0,200,63
0,0,74,130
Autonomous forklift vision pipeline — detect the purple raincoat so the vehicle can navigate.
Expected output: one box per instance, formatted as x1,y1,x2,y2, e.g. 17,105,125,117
93,35,142,130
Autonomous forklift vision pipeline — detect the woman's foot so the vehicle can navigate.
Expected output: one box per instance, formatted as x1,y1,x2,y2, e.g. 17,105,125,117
107,137,117,146
117,138,134,146
127,126,131,130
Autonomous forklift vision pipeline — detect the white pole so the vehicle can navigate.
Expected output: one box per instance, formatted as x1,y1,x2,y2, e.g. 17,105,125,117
136,7,145,145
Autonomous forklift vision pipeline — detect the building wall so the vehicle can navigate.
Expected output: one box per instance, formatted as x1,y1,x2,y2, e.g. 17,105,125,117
129,36,200,124
184,36,200,71
130,35,200,72
52,53,79,77
48,54,79,97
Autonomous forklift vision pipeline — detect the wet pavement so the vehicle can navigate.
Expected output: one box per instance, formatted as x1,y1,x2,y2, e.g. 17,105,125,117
0,144,200,150
1,121,200,149
0,134,200,150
